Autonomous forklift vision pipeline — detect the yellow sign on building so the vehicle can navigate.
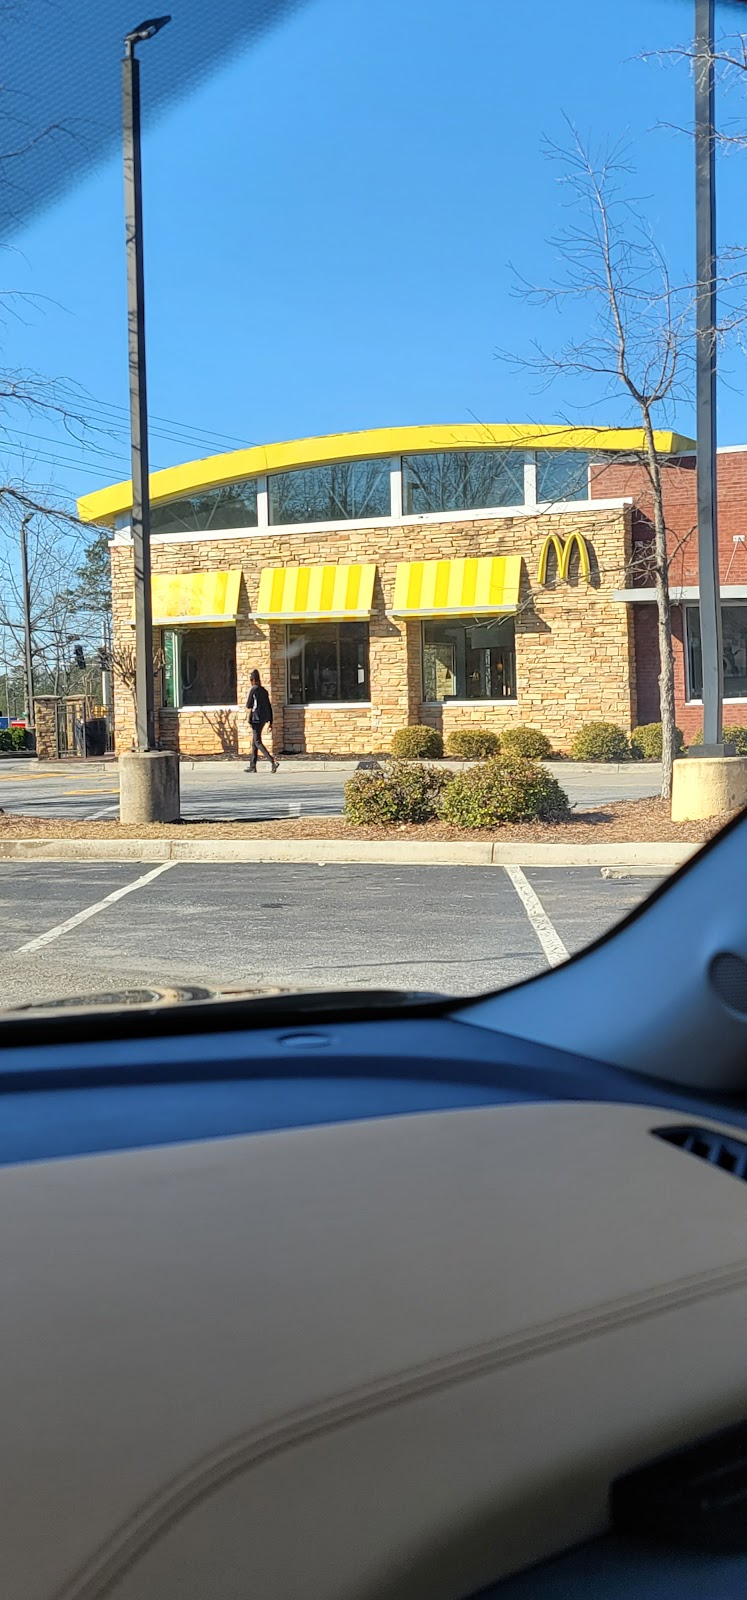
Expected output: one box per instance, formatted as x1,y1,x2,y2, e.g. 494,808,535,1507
537,532,591,585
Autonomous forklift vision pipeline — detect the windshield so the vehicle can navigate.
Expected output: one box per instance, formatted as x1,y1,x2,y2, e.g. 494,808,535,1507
0,0,740,1018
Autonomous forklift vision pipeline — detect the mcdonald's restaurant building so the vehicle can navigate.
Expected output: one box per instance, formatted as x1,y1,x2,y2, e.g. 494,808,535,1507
77,423,698,760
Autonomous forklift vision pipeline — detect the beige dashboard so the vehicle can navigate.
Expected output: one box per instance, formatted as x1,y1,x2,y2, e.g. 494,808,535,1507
3,1101,747,1600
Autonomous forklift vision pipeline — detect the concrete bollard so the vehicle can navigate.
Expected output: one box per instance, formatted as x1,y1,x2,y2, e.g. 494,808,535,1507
119,750,180,824
671,755,747,822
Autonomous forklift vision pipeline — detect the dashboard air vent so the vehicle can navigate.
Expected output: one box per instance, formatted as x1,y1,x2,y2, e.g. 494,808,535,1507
653,1124,747,1182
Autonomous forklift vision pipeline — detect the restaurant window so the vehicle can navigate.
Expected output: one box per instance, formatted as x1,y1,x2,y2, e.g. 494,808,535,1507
286,623,370,703
269,460,391,525
402,451,525,515
536,451,589,503
686,605,747,700
150,481,258,536
161,627,237,707
422,618,516,701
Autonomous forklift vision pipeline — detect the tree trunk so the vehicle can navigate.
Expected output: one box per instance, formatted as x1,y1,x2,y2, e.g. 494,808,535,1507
641,415,677,804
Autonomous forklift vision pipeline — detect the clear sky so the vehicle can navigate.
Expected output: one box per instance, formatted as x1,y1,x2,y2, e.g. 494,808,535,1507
3,0,746,507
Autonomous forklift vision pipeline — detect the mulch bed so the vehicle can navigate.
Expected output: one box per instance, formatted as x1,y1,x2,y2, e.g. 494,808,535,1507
0,798,734,844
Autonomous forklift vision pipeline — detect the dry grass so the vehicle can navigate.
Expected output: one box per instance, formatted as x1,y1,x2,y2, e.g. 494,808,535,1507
0,797,734,844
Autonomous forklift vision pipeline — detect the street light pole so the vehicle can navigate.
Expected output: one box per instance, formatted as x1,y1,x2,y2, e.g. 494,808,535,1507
122,16,170,752
19,515,34,730
694,0,726,752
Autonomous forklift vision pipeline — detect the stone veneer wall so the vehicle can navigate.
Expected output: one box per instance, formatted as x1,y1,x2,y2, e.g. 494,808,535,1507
33,697,59,760
110,502,635,756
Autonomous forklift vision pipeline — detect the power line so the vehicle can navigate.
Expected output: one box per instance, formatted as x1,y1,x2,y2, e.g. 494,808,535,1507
2,428,167,473
0,439,139,482
76,395,256,455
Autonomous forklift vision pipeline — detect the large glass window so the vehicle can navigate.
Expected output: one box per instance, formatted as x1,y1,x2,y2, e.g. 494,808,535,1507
686,606,747,700
150,481,258,536
161,627,237,707
402,451,525,515
422,618,516,701
536,451,589,503
269,460,391,525
286,623,370,703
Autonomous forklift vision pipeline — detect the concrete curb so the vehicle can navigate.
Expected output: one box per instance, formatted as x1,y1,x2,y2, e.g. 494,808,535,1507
0,838,699,869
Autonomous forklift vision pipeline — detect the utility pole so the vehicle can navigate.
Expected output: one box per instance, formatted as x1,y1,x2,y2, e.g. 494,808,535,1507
693,0,726,753
123,21,169,751
119,16,179,824
19,515,34,730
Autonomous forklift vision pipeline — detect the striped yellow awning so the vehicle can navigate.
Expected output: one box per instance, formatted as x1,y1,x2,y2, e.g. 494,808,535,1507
255,563,377,621
132,569,242,626
390,555,521,618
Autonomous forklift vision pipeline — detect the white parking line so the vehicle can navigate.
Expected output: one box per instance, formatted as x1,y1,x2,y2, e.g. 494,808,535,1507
15,862,176,954
503,865,569,968
86,805,119,819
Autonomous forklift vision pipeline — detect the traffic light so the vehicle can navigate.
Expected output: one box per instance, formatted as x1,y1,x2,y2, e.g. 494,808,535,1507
74,645,86,670
96,647,111,670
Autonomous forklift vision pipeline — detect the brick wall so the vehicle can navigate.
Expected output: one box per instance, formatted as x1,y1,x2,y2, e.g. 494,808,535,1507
592,450,747,736
110,500,635,756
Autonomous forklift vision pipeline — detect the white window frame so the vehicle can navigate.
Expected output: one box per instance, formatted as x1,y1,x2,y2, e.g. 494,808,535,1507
160,625,238,711
284,622,371,708
420,617,518,705
684,599,747,704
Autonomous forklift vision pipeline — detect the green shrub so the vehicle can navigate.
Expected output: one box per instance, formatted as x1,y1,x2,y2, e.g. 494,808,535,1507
390,724,444,760
499,726,552,761
570,721,631,762
444,727,501,760
0,730,11,752
10,726,26,751
630,722,684,761
344,761,451,826
438,756,570,828
690,724,747,755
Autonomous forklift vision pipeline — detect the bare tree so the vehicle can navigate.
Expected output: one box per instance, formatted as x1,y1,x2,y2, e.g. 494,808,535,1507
0,497,85,694
109,641,165,722
505,127,694,802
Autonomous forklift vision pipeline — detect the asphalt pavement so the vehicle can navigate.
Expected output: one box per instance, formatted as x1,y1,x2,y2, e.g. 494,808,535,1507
0,757,663,823
0,859,660,1009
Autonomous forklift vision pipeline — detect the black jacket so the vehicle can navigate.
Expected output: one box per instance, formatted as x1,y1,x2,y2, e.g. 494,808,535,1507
247,684,273,728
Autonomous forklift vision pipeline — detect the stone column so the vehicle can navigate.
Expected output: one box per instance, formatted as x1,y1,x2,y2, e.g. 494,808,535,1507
33,697,59,760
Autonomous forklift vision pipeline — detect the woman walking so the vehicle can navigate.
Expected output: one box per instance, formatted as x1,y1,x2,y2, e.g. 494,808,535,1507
245,669,279,773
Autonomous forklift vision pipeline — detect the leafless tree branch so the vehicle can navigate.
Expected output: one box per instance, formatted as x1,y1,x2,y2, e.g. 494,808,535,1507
501,123,694,801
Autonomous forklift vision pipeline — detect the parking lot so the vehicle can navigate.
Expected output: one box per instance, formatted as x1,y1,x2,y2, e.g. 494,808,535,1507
0,859,661,1010
0,756,663,823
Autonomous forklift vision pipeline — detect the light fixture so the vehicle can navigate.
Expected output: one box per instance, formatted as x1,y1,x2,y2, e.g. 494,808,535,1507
124,16,171,49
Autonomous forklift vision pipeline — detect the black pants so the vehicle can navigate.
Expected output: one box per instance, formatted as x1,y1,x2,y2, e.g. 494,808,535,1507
250,722,273,765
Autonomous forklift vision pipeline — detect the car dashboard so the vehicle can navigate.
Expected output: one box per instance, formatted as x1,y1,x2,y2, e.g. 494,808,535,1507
2,1001,747,1600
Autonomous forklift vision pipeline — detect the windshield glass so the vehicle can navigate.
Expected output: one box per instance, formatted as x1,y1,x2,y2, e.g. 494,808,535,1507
0,0,738,1017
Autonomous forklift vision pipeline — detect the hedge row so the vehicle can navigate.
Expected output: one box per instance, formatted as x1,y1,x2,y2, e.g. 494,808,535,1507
390,724,552,761
389,719,739,766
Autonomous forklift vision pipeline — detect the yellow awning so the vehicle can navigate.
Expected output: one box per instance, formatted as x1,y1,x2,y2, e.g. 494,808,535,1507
390,555,521,618
132,569,242,626
255,563,377,621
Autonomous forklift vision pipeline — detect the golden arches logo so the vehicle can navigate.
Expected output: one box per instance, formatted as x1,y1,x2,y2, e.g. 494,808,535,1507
537,531,591,585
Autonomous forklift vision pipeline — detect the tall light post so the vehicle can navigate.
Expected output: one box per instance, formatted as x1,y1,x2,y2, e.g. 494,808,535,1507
19,515,34,731
119,16,180,823
123,15,170,752
693,0,726,754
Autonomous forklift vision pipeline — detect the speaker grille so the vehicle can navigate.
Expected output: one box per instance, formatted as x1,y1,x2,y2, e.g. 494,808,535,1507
710,953,747,1016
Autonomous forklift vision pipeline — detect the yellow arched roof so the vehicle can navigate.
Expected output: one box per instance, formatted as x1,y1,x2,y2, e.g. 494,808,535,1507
77,421,696,526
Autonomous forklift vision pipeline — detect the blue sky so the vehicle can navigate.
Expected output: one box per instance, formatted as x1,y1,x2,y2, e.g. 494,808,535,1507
3,0,747,506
